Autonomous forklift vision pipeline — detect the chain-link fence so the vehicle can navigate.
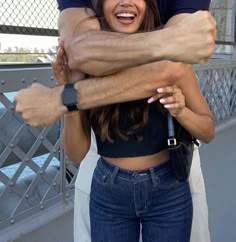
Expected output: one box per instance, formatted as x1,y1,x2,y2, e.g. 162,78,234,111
0,0,235,42
0,0,58,36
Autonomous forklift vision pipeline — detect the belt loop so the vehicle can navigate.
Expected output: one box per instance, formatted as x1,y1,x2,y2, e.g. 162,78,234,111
110,166,119,184
149,167,158,187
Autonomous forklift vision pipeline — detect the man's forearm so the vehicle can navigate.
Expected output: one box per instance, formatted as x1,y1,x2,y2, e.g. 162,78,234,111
75,61,185,109
69,29,169,76
58,8,166,76
14,59,187,127
60,9,215,76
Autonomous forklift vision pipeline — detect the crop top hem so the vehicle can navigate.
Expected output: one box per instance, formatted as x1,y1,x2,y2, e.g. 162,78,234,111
97,150,167,158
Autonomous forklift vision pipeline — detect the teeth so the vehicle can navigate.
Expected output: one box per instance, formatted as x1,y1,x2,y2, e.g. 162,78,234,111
116,13,135,18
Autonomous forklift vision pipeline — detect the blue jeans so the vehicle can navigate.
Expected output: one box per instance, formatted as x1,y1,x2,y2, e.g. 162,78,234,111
90,157,193,242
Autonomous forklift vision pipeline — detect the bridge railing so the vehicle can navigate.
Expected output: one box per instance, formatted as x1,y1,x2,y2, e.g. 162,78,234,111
0,64,77,231
194,60,236,129
0,60,236,231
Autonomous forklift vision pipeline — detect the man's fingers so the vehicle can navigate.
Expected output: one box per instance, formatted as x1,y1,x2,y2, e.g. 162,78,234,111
31,83,41,88
15,102,21,113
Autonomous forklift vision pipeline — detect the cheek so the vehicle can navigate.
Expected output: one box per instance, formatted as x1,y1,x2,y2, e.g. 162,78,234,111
103,3,114,26
103,0,114,16
138,3,146,23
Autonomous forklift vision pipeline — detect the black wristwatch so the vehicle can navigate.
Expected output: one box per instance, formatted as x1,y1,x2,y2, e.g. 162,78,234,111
61,83,79,112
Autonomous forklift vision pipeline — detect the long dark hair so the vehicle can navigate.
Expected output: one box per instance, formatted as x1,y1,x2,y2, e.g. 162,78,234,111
90,0,162,142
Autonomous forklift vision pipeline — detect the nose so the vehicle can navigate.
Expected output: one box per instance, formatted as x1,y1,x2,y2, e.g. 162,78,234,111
119,0,134,7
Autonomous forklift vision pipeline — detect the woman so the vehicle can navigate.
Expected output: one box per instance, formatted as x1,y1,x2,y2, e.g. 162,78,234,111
53,0,214,241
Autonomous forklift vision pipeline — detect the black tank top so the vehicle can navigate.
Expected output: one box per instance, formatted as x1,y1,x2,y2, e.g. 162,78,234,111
94,100,168,158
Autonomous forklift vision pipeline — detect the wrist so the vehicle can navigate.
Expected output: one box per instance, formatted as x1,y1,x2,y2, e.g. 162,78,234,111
145,30,166,61
174,106,187,119
160,27,180,61
53,85,68,115
64,111,79,118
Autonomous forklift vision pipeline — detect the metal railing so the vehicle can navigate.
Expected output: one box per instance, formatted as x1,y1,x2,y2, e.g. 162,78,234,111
0,60,236,231
195,60,236,126
0,64,78,231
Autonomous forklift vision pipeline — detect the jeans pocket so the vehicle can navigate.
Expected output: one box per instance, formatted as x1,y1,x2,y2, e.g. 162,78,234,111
92,166,111,186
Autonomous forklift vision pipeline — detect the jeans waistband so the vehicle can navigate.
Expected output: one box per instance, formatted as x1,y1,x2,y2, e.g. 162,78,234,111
97,157,171,184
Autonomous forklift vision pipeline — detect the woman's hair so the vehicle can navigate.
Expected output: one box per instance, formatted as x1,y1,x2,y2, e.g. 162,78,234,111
90,0,162,142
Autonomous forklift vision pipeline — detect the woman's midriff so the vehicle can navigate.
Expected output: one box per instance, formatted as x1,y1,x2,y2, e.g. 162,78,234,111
103,149,169,171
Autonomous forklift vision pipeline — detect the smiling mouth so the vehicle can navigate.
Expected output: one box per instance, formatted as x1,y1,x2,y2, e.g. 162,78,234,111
115,12,136,21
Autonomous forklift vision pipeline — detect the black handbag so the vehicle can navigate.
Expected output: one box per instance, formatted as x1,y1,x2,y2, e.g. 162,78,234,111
167,113,198,181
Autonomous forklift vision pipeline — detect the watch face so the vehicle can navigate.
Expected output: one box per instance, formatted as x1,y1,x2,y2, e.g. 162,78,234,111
62,88,77,106
61,84,79,111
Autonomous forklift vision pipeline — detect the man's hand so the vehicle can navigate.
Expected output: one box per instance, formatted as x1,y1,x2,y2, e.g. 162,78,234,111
15,83,66,127
168,11,216,63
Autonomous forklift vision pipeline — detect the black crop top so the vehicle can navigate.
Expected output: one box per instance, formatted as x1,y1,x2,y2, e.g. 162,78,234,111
94,100,168,158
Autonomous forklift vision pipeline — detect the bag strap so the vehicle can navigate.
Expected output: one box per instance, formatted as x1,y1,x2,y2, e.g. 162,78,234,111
168,113,200,148
167,113,177,146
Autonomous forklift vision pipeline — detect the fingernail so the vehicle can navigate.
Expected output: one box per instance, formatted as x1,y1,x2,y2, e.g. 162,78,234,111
157,88,163,92
164,104,170,108
147,97,154,103
159,98,165,103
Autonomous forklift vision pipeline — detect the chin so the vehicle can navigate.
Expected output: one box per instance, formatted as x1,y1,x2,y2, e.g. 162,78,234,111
116,28,137,34
113,24,139,34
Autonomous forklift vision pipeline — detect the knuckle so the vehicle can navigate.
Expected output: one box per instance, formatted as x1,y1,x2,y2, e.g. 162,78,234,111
30,122,37,128
15,106,20,112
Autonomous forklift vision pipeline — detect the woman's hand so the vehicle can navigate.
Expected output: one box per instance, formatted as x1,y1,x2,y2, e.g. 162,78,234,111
51,43,70,84
149,85,186,117
51,41,84,84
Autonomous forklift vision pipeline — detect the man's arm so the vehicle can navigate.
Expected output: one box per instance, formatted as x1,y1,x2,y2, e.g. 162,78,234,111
15,59,183,127
59,9,216,76
15,14,195,127
14,5,216,127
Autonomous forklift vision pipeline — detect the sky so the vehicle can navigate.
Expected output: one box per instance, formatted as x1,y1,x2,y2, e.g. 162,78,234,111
0,34,58,52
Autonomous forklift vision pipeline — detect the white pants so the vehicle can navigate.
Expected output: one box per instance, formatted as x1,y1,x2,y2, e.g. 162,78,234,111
74,134,210,242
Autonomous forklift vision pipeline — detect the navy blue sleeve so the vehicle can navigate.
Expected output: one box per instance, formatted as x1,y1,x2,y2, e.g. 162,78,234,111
57,0,211,22
158,0,211,24
57,0,91,11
